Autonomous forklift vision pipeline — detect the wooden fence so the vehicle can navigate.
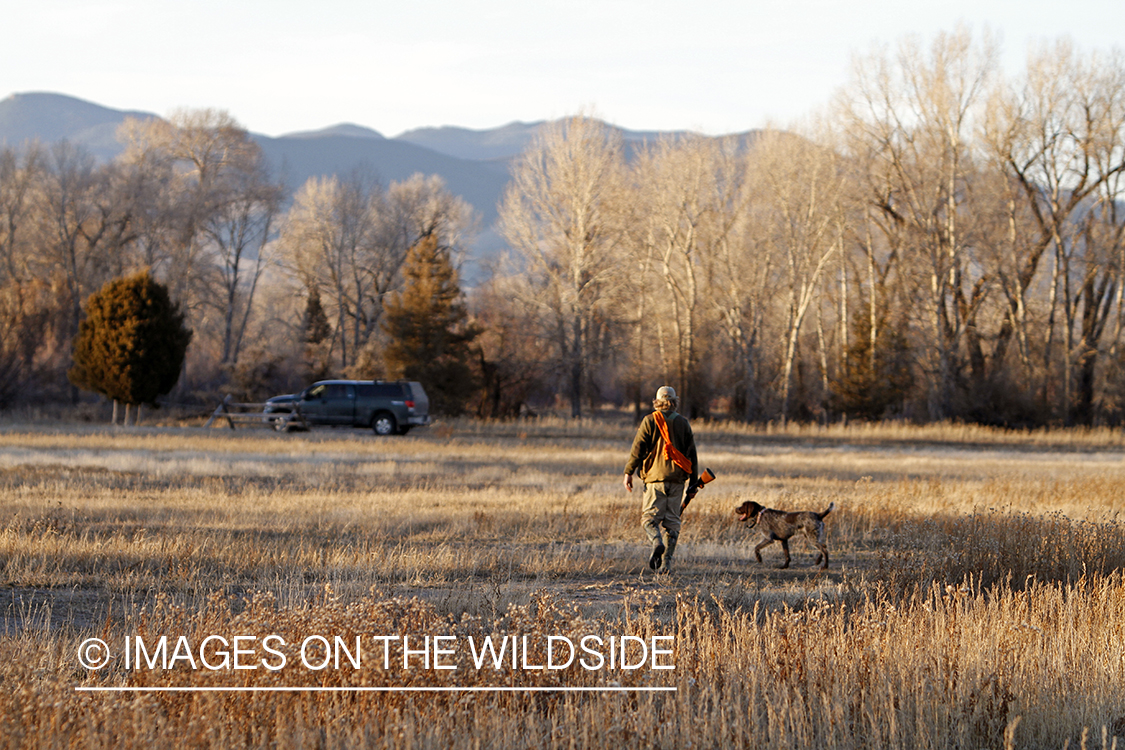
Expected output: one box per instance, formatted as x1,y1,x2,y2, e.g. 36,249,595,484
203,395,310,431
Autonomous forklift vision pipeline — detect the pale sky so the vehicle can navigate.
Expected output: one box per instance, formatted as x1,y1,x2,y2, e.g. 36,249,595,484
3,0,1123,137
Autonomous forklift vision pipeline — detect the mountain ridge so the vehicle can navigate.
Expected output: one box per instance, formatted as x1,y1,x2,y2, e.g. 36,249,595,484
0,92,159,160
281,123,386,140
0,91,761,270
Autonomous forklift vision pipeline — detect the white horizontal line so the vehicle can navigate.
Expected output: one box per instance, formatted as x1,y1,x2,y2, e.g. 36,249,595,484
75,686,677,693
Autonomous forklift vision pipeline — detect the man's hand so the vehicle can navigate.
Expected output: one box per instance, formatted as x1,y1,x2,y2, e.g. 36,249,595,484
623,473,634,493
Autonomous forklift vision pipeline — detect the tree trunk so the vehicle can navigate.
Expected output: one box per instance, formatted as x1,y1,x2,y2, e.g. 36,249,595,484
569,313,583,419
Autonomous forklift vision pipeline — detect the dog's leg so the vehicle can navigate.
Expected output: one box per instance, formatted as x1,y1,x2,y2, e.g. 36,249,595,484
808,533,824,566
808,535,827,568
753,537,773,563
814,523,829,569
778,538,791,569
799,527,820,567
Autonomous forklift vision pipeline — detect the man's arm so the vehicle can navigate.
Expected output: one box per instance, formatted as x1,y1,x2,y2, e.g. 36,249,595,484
672,415,699,485
679,418,700,510
623,416,655,477
685,423,699,486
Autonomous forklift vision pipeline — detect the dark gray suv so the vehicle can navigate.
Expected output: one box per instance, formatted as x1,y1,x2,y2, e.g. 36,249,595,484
266,380,431,435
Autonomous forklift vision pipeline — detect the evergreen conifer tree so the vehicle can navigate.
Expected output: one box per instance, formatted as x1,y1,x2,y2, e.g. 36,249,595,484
302,286,331,345
830,302,913,420
300,285,333,382
383,235,477,415
68,270,193,407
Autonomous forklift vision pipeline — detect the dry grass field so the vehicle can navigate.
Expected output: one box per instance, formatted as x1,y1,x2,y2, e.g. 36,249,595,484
3,416,1125,748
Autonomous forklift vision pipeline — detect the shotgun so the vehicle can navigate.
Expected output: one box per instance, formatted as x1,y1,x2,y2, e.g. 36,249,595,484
680,467,716,512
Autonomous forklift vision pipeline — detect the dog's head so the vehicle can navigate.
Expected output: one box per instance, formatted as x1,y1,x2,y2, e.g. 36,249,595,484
734,501,765,525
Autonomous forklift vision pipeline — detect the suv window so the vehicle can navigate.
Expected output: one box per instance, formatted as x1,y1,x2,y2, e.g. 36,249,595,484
356,383,403,399
325,384,351,399
306,383,354,399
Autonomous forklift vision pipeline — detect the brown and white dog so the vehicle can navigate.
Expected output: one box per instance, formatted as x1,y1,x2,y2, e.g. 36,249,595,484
734,500,834,569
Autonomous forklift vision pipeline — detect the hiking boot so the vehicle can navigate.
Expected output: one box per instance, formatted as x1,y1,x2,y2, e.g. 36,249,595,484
657,539,677,574
648,542,665,571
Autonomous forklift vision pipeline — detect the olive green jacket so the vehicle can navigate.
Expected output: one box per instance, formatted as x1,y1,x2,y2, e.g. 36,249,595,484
623,409,698,485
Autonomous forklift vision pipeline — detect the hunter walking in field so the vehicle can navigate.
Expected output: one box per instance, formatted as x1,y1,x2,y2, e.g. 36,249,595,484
623,386,698,574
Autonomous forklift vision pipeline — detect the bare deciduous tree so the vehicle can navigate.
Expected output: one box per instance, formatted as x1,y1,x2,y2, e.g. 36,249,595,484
278,172,477,374
629,135,745,417
278,175,377,370
839,26,999,418
499,116,627,417
749,131,848,423
118,110,286,371
986,41,1125,422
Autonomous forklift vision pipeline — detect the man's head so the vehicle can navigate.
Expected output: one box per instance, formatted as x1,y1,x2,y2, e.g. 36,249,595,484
653,385,678,411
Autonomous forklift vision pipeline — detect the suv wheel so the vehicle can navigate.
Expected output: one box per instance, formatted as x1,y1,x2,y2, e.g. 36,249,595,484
372,412,397,436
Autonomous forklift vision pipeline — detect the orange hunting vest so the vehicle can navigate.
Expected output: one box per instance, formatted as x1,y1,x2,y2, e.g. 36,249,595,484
653,411,693,475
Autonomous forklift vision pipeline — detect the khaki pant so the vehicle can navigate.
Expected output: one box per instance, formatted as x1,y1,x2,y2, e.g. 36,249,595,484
641,480,683,548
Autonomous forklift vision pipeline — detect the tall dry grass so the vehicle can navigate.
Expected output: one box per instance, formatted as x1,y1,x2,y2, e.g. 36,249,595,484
2,420,1125,747
5,580,1125,748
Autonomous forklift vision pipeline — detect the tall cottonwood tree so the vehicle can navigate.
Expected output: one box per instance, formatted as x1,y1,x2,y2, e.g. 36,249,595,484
42,143,137,353
278,175,380,370
0,145,42,302
499,116,627,418
0,144,44,402
467,271,554,418
629,135,745,417
986,41,1125,422
710,180,776,422
117,110,284,370
748,131,848,423
3,141,148,402
203,159,283,366
387,174,477,264
839,27,999,419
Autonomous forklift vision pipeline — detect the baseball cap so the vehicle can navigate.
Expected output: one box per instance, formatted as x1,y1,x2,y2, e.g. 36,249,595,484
655,386,677,400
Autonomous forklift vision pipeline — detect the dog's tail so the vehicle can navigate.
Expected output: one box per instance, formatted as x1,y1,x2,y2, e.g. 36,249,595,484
819,502,835,520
